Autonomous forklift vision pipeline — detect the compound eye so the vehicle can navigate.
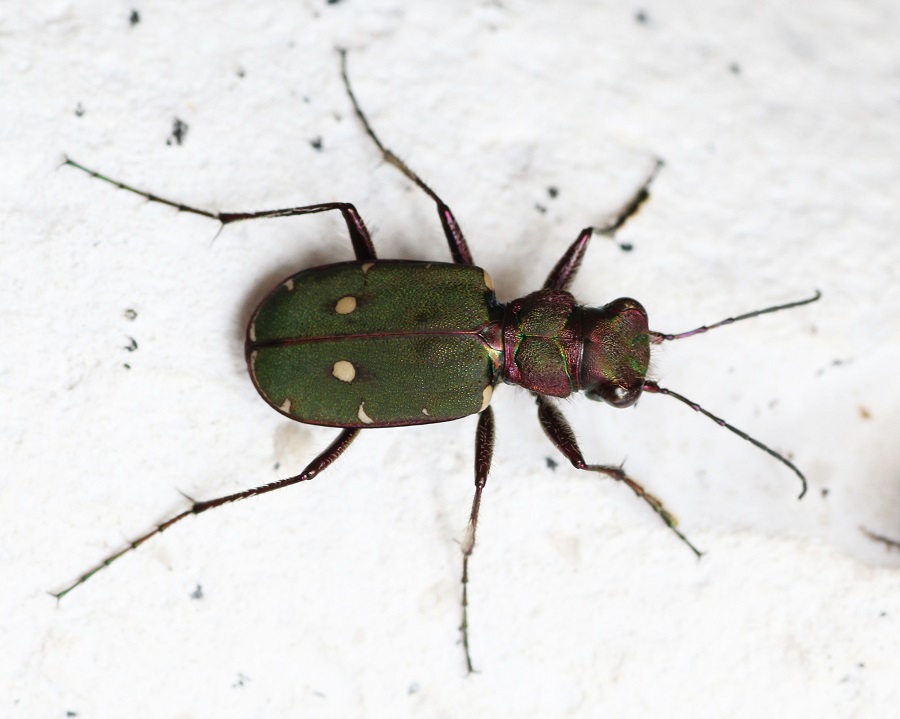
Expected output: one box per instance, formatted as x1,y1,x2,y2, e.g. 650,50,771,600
587,383,643,408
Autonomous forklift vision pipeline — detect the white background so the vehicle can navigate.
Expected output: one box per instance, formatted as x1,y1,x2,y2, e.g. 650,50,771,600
3,1,899,717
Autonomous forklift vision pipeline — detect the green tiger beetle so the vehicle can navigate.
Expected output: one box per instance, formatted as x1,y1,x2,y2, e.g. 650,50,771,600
57,50,820,672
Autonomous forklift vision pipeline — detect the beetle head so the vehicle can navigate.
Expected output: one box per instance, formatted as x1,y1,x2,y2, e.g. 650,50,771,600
580,298,650,408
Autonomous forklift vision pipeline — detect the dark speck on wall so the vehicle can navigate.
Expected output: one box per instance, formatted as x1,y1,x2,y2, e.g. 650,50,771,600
166,118,189,146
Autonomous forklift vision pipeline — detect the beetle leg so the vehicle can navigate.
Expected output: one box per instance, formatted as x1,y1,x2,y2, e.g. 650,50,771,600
63,158,378,260
543,226,594,291
861,527,900,550
534,394,703,557
459,406,495,673
542,159,664,291
595,157,664,237
339,50,475,266
53,428,361,600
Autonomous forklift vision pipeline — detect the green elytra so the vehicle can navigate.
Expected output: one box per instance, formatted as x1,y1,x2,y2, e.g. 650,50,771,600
248,261,498,426
57,49,819,673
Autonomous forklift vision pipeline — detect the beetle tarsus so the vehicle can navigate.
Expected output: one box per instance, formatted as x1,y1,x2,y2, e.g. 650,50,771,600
861,526,900,550
596,157,664,238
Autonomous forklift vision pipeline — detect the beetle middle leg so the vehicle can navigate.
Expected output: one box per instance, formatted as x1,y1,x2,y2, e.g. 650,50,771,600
63,157,378,261
535,394,703,557
339,50,475,266
53,428,361,600
459,406,495,673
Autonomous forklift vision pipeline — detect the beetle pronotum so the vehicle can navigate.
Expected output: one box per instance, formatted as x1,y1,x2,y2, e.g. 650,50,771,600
57,50,819,672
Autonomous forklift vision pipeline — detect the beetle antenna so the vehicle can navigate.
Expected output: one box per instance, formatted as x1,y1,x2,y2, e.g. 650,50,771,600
642,380,808,499
649,290,820,343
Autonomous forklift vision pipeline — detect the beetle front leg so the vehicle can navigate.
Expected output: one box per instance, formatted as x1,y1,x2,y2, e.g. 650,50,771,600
459,406,495,674
534,394,702,557
596,157,664,237
543,159,664,291
53,428,361,600
63,158,378,260
543,227,594,291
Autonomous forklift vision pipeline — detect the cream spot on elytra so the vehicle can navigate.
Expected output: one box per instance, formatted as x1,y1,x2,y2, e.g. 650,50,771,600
335,296,357,314
283,278,295,291
357,401,374,424
280,398,292,413
332,360,356,383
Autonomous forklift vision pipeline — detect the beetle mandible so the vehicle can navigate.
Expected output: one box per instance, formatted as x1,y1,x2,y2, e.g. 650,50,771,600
57,49,820,672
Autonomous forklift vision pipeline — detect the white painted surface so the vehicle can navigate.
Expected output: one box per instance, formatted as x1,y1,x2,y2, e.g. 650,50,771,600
3,1,899,717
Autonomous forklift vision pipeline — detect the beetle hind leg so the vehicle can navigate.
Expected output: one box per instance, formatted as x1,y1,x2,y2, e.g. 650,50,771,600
534,394,702,557
53,428,361,600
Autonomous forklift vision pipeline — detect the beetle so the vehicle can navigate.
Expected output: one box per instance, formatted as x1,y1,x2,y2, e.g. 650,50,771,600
56,49,819,672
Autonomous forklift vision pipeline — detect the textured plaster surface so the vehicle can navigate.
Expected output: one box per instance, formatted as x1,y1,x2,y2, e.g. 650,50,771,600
3,2,899,717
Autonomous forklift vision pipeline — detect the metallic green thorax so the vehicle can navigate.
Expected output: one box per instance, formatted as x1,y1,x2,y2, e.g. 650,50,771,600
248,261,501,427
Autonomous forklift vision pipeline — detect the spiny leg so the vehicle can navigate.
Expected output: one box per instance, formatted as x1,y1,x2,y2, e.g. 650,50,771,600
53,428,361,600
339,49,474,266
543,158,664,291
534,394,702,557
62,157,377,260
460,407,495,674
